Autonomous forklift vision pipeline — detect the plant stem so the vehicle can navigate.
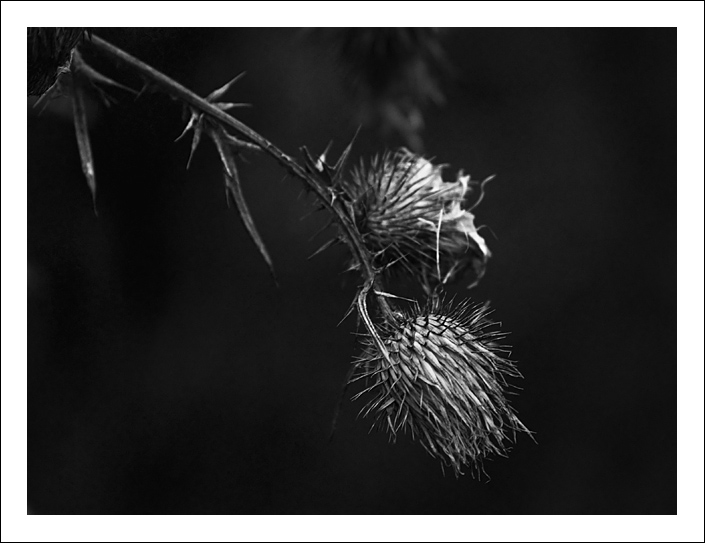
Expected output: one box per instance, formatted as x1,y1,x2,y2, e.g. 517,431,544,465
87,34,394,320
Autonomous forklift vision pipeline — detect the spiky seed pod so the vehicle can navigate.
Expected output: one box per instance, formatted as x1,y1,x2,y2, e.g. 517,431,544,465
28,28,88,96
351,299,530,476
342,148,490,291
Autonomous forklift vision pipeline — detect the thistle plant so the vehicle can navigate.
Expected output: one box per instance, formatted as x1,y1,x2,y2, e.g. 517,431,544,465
28,28,532,477
340,148,492,293
352,298,529,476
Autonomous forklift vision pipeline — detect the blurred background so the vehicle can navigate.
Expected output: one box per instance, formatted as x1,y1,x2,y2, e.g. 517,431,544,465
27,28,675,514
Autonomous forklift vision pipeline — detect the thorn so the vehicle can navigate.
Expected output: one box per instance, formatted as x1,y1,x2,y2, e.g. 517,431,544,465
316,141,334,172
135,82,150,101
212,102,251,112
331,126,360,184
307,238,336,260
435,207,444,282
185,118,203,169
306,218,334,241
206,72,246,102
33,80,64,114
373,290,415,303
337,297,358,327
174,110,199,142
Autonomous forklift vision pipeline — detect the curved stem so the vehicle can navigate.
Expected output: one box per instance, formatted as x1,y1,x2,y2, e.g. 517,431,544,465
87,34,394,320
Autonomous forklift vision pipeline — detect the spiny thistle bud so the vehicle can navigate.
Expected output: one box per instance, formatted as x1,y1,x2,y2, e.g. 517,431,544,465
351,299,531,476
343,148,490,291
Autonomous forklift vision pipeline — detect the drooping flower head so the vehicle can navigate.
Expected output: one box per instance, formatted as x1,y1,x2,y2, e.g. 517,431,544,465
351,297,531,476
342,148,491,292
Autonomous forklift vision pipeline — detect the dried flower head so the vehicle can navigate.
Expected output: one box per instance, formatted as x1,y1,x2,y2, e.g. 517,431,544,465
343,148,491,291
351,298,530,476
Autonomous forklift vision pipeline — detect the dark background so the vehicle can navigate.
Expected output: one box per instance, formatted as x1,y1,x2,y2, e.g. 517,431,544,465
27,28,676,514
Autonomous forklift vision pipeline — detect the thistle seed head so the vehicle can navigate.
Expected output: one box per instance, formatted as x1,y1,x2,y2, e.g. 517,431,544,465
343,149,490,291
351,298,530,476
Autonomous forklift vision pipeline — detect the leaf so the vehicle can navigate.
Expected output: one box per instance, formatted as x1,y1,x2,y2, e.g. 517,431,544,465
213,102,251,112
71,75,97,215
209,128,276,281
210,128,236,178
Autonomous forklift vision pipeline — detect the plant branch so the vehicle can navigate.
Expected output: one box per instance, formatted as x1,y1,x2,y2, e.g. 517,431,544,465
87,34,394,322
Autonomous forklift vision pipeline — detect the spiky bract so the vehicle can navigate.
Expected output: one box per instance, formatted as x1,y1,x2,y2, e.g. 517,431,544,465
351,298,530,476
342,149,490,291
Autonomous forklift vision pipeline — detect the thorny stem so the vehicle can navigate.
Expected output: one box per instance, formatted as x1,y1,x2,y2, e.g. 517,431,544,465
87,34,395,323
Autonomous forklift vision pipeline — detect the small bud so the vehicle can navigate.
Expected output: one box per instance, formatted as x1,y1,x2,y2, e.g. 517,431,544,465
352,298,531,476
343,149,490,291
